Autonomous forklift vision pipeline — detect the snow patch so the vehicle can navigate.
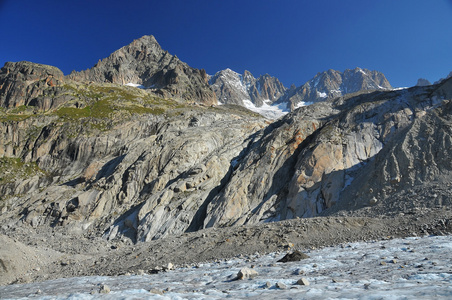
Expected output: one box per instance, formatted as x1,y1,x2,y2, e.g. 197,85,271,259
317,91,327,98
125,83,145,89
242,99,290,119
295,101,312,109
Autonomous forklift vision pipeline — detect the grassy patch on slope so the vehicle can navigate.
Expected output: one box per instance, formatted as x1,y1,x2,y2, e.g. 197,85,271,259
55,83,176,122
0,157,47,183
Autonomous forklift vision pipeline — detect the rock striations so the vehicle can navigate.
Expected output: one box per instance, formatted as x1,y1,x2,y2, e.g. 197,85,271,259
204,78,452,227
67,35,216,105
0,35,451,250
0,61,64,109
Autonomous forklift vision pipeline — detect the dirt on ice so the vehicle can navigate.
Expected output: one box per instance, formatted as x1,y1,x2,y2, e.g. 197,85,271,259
1,207,452,286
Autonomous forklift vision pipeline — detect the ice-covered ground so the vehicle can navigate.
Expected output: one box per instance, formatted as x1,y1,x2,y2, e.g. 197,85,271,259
2,235,452,299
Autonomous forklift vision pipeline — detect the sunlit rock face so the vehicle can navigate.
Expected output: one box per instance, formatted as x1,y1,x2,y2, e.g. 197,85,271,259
203,77,452,227
209,68,286,107
277,68,392,110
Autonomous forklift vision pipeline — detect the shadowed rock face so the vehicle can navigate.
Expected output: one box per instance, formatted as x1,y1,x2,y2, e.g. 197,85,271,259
0,61,65,109
66,35,216,105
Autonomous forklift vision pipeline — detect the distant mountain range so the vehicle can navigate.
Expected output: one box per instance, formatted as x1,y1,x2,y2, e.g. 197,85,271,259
208,69,286,107
209,67,392,117
65,35,393,118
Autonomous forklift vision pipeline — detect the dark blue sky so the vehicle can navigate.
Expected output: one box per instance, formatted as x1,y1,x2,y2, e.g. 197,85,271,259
1,0,451,88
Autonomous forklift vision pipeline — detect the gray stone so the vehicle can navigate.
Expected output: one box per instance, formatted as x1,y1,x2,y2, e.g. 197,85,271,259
236,267,258,280
276,282,287,289
149,288,164,295
369,197,378,206
99,284,110,294
296,278,310,286
164,262,174,271
277,251,310,263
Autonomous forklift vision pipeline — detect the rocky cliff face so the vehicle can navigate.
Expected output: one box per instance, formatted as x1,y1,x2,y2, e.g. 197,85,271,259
0,106,266,242
2,71,451,243
209,69,286,106
202,77,452,228
277,68,392,110
1,39,451,245
67,35,216,105
0,60,267,241
416,78,431,86
0,61,65,109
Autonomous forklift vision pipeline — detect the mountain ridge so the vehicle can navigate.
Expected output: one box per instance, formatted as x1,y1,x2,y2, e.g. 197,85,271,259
1,55,451,243
209,68,287,107
276,67,392,110
209,66,392,118
66,35,216,105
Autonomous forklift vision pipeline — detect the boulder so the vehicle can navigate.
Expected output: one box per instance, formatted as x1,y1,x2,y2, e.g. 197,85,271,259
236,267,258,280
296,278,310,286
277,251,310,263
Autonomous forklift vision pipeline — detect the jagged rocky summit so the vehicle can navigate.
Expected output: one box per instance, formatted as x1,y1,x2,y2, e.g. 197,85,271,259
277,67,392,110
209,68,286,107
416,78,432,86
67,35,216,105
209,67,392,118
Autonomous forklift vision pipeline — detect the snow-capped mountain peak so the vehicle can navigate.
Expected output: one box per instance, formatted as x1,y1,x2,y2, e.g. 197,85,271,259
209,68,286,108
209,67,392,119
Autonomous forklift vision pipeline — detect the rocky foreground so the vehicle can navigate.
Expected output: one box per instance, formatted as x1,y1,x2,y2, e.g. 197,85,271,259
3,235,452,299
1,207,451,286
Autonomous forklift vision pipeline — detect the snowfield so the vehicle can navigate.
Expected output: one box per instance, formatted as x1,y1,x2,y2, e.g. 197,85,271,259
125,83,145,89
241,99,313,119
1,235,452,299
242,99,290,119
